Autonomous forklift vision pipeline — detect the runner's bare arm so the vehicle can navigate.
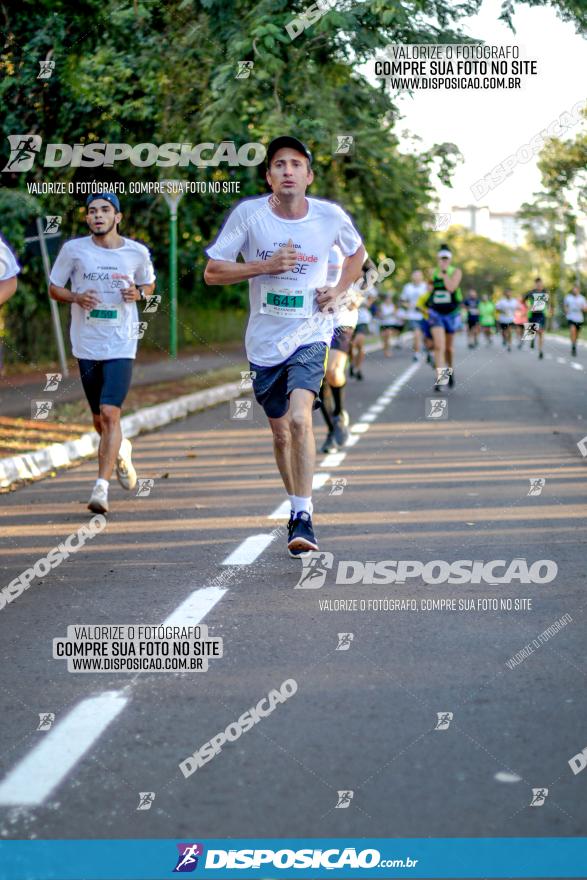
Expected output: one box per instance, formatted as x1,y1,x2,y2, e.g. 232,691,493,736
0,276,17,306
204,240,298,285
316,245,366,311
49,284,100,310
441,267,462,292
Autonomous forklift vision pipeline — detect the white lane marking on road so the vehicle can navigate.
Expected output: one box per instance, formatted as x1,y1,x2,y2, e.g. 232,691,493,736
545,354,553,360
163,586,227,627
494,771,522,783
268,473,331,518
571,362,583,371
312,472,331,490
361,413,377,423
369,405,385,413
556,357,567,364
319,451,346,468
222,534,276,566
345,435,360,448
0,692,128,807
351,423,370,434
268,499,290,519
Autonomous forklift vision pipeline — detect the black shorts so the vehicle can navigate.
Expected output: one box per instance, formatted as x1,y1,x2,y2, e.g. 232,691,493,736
353,323,370,337
467,315,479,327
568,320,583,330
78,358,134,415
499,321,513,331
331,326,354,354
528,312,546,327
250,343,328,420
380,324,401,332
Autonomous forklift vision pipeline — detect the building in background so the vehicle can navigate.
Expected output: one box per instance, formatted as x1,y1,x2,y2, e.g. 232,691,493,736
450,205,526,248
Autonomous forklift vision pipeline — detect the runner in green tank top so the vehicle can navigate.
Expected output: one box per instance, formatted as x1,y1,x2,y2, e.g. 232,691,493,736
426,244,463,391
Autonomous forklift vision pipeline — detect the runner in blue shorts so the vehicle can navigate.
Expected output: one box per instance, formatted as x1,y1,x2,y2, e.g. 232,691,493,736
49,193,156,514
205,136,365,556
426,244,463,391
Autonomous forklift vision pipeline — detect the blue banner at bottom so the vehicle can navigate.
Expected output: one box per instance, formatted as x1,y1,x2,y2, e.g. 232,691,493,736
0,837,586,879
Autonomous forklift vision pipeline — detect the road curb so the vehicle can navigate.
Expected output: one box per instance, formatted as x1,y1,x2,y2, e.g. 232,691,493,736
0,381,242,490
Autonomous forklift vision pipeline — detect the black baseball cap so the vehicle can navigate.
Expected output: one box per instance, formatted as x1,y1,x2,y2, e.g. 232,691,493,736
266,136,312,167
86,192,121,211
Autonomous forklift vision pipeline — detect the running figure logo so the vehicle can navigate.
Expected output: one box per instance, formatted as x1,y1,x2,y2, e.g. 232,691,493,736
333,134,355,155
32,400,53,420
236,61,254,79
531,292,548,311
44,373,62,391
329,477,347,496
577,435,587,458
528,478,545,497
43,215,62,233
522,323,538,340
2,135,42,172
529,788,548,807
173,843,204,872
136,792,155,811
336,632,354,651
335,790,354,809
426,398,448,420
436,366,452,386
435,712,453,730
239,370,256,391
37,60,55,79
37,713,55,731
294,551,334,590
230,399,253,420
130,321,148,340
143,294,161,313
136,478,155,497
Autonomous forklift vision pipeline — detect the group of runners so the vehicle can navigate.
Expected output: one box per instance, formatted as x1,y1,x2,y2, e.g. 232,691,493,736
2,133,585,557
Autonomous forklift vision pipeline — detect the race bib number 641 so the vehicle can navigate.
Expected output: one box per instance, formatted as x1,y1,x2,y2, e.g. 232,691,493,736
260,283,313,318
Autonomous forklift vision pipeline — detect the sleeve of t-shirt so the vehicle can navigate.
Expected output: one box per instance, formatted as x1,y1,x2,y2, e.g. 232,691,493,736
135,245,156,286
49,241,75,287
333,208,363,257
206,203,248,262
0,235,20,280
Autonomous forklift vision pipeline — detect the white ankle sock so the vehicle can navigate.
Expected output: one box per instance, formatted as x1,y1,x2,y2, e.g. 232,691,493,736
292,495,312,515
95,478,109,493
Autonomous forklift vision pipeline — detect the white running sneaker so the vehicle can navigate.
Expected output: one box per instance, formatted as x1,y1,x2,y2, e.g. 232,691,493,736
88,484,109,514
116,438,137,490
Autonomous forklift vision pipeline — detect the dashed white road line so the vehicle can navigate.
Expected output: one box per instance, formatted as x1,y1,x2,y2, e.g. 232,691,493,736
571,362,583,371
0,692,128,807
0,357,420,807
222,533,276,566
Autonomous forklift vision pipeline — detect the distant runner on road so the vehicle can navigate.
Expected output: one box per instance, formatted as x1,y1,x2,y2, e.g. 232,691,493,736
427,244,462,391
49,193,156,514
495,289,518,352
204,136,365,556
564,284,586,357
463,288,480,349
401,269,427,362
478,293,496,344
0,234,20,377
524,277,550,360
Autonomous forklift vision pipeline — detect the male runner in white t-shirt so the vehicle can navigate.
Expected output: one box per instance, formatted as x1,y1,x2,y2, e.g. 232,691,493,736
495,289,518,352
564,284,586,357
0,234,20,376
401,269,427,361
205,136,365,556
49,193,156,514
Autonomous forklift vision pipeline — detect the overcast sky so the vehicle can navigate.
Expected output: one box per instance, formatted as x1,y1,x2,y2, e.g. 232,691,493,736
388,0,587,215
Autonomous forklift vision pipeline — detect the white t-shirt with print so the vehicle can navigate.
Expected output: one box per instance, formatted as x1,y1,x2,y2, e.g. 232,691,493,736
0,235,20,280
50,236,156,360
206,195,362,366
326,245,358,330
495,297,518,323
401,281,427,320
564,293,586,323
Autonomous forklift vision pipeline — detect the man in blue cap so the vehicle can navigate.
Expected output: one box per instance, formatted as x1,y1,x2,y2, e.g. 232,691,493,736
49,193,156,514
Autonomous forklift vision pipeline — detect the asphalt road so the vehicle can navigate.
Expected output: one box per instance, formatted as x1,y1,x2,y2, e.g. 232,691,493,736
0,331,585,860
